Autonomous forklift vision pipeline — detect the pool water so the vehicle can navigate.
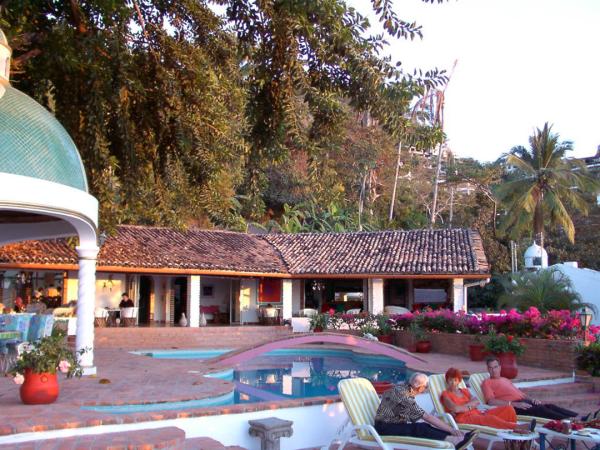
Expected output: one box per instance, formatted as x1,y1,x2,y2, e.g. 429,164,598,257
82,348,409,414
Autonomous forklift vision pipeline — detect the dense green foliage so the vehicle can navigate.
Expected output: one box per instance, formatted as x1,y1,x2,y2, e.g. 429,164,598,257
498,268,592,313
2,2,598,275
576,342,600,376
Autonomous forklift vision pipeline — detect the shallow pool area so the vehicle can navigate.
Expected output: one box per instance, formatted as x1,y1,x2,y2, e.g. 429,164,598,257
83,347,410,413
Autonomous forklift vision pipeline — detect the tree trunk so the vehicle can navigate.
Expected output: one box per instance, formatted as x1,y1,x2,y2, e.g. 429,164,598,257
430,143,444,228
389,142,402,222
534,200,544,248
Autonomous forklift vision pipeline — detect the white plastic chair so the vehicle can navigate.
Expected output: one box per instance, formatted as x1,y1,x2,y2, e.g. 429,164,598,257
120,307,138,327
94,308,109,327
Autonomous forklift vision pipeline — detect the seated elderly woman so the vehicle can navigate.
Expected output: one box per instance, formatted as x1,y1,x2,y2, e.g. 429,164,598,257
441,368,535,431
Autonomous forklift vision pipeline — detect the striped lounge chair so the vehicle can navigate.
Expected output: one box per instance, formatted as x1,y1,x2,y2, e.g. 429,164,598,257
428,373,509,450
469,372,550,425
334,377,455,450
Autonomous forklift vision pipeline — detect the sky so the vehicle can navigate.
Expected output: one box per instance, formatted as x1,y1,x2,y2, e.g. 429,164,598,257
348,0,600,161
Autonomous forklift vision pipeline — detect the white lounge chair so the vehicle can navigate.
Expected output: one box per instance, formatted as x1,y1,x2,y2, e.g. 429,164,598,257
332,377,455,450
429,373,510,450
469,372,550,425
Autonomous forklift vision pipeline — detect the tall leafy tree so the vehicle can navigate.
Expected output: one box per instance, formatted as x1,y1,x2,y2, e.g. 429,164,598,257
2,0,248,231
495,123,598,247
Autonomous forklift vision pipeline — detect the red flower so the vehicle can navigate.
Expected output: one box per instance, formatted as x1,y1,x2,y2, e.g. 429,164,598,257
507,335,514,343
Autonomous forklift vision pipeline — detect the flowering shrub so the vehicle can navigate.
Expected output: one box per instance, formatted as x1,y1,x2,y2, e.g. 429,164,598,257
10,332,84,383
384,307,599,342
576,342,600,376
484,331,526,356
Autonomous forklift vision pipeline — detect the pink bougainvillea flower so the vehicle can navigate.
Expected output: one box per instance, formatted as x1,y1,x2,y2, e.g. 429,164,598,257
13,373,24,385
58,360,71,373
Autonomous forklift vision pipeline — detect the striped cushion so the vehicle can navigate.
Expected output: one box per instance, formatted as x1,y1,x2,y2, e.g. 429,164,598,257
338,378,453,448
468,372,489,404
428,373,509,436
468,372,551,425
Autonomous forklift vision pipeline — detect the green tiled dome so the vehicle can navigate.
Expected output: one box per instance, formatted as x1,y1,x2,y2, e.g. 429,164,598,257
0,85,88,191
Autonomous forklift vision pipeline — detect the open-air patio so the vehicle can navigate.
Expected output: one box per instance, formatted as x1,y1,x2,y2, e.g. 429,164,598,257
0,327,596,449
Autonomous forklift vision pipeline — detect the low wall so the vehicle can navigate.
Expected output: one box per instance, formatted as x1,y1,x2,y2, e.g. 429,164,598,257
392,330,578,371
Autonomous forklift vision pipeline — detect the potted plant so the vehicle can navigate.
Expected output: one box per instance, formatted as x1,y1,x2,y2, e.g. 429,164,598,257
468,335,487,361
484,330,525,379
376,314,394,344
576,342,600,376
309,313,329,332
10,331,84,404
409,322,431,353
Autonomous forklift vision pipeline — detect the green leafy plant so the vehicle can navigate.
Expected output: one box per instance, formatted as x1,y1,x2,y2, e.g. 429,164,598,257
576,342,600,376
10,332,84,380
484,330,525,356
360,323,380,337
408,321,428,342
375,314,393,336
309,313,329,331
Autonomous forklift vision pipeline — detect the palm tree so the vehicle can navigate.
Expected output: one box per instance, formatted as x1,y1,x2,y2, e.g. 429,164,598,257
496,123,598,247
498,268,595,314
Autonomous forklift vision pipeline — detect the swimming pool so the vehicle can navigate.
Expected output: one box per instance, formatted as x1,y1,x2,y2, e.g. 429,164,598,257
83,348,410,414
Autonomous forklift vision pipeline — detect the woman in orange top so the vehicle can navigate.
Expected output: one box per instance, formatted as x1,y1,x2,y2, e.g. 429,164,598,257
441,368,533,430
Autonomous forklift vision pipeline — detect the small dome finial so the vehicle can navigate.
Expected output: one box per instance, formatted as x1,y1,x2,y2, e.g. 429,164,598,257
0,28,12,92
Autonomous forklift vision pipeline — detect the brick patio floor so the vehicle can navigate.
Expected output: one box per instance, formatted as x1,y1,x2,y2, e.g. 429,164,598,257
0,327,584,448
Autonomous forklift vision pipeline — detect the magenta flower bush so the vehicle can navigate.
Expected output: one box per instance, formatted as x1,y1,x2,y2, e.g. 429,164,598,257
389,307,599,342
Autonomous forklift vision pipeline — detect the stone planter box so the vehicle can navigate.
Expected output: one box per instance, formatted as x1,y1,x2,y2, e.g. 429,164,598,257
392,330,578,371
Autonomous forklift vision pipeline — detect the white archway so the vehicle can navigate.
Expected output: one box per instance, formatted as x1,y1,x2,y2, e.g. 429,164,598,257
0,173,99,374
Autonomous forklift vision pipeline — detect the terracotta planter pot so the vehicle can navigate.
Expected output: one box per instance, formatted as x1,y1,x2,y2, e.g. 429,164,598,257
468,343,487,361
496,352,518,379
20,370,59,405
378,335,393,344
415,341,432,353
371,381,394,395
313,327,323,332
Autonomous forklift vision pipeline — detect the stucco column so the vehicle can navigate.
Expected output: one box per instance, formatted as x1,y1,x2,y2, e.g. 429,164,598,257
75,245,99,375
282,279,293,320
187,275,200,327
369,278,385,314
452,278,465,313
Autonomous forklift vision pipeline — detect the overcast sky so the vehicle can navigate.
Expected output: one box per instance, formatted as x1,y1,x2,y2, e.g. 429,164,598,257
348,0,600,161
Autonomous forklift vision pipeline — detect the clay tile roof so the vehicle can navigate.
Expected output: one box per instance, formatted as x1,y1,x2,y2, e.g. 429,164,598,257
100,225,287,272
263,228,489,275
0,226,489,276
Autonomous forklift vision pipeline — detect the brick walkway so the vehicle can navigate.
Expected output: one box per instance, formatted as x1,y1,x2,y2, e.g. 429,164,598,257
0,327,588,449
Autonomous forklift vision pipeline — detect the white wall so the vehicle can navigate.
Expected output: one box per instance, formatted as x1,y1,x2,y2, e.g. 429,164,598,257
291,280,302,314
66,271,126,308
200,277,231,313
240,278,258,324
552,263,600,325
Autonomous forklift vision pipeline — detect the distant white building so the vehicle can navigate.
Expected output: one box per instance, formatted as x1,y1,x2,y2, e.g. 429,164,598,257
551,262,600,325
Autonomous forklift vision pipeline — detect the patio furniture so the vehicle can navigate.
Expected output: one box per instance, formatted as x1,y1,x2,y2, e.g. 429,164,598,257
259,306,280,325
298,308,318,318
248,417,293,450
27,314,54,342
332,377,454,450
428,373,509,450
469,373,551,425
497,431,538,450
94,308,109,327
0,330,22,374
120,307,138,327
384,306,411,315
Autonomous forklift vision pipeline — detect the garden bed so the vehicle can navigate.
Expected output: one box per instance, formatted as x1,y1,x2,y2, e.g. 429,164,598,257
392,330,578,371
